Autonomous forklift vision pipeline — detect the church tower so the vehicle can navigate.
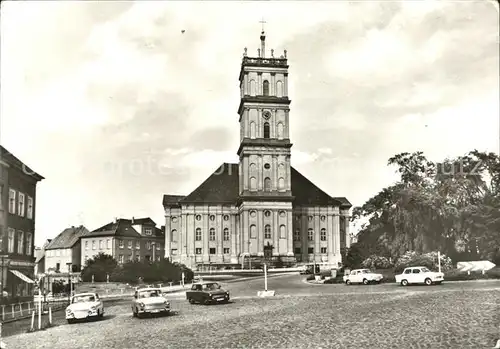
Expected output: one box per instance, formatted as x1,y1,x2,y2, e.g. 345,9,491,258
237,30,295,260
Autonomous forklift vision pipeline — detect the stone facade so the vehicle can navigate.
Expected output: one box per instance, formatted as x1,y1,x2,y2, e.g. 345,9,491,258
163,32,351,270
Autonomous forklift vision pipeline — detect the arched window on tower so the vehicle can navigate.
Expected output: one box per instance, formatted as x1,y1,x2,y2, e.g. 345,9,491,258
263,80,270,96
249,80,256,96
264,122,270,139
279,225,286,239
250,177,257,191
264,177,271,191
278,177,285,191
277,122,284,139
250,224,257,239
250,121,256,139
276,81,283,97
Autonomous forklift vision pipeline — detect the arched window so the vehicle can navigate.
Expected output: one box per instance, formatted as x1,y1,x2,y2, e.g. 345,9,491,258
277,122,284,139
249,162,257,175
276,81,283,97
209,228,215,241
195,228,202,241
170,229,178,242
250,224,257,239
249,79,256,96
250,121,256,139
264,122,270,138
320,228,327,241
263,80,269,96
250,176,257,190
264,177,271,191
279,225,286,239
308,228,314,241
264,224,272,239
278,177,285,190
223,228,230,241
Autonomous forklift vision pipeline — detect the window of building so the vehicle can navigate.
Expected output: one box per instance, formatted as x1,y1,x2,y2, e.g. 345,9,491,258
294,230,300,241
18,193,25,217
85,241,89,250
264,225,271,239
92,240,96,250
223,228,229,241
17,231,24,254
276,80,283,97
263,80,269,96
195,248,202,255
209,215,215,221
195,228,202,241
128,241,132,249
209,248,216,255
157,256,161,262
8,189,16,214
144,228,153,235
321,215,326,221
249,176,257,190
107,239,111,249
263,122,270,139
264,177,271,191
99,240,103,249
278,177,285,190
320,228,327,241
156,242,160,250
56,263,60,272
118,255,124,264
119,240,124,249
223,215,229,221
276,122,284,139
171,216,178,223
279,225,286,239
223,248,230,254
308,229,314,241
136,241,140,249
147,241,151,250
27,196,33,219
294,247,301,255
171,249,178,256
264,210,271,217
308,247,314,254
321,247,327,254
209,228,215,241
26,232,32,255
145,255,151,262
196,215,201,221
250,224,257,239
136,255,141,262
171,229,178,242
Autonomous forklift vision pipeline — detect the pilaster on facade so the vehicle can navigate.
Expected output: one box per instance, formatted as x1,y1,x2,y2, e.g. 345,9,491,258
165,212,171,258
333,210,340,256
181,213,187,257
286,210,293,255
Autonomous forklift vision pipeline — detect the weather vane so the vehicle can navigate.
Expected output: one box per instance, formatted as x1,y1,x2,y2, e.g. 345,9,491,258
259,17,266,32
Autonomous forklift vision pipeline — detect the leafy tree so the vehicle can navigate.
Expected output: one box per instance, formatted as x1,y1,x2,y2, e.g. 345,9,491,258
80,253,118,282
343,244,364,269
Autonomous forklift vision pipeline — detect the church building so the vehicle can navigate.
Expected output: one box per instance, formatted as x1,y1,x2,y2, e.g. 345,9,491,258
163,30,351,270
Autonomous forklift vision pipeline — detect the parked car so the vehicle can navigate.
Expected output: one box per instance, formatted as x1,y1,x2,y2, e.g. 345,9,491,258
186,282,230,305
395,266,444,286
65,292,104,323
131,288,171,318
343,269,383,285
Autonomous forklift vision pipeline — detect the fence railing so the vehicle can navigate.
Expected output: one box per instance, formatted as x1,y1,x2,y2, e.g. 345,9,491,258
1,300,68,322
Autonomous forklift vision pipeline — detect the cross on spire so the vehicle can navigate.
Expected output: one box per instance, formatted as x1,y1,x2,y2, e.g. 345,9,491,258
259,17,266,32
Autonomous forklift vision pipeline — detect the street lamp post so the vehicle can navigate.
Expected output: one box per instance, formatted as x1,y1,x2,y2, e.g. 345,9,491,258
0,255,8,301
66,262,72,303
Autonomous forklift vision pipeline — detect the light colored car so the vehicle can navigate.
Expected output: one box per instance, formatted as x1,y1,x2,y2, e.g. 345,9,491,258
65,292,104,323
132,288,171,318
343,269,383,285
395,266,444,286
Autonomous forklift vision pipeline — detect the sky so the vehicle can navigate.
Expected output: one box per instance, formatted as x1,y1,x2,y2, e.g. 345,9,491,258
1,1,499,246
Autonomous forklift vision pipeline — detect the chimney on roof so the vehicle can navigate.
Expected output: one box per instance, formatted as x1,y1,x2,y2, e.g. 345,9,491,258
132,217,135,224
114,217,117,224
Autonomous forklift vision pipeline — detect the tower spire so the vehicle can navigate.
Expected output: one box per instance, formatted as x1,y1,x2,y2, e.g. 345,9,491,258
259,18,266,58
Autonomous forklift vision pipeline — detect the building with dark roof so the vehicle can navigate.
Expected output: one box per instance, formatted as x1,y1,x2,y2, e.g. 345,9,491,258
80,217,164,265
162,32,351,270
0,145,44,299
44,226,89,273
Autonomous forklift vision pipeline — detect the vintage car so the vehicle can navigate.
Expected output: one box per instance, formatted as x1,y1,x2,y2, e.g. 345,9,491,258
65,292,104,323
131,287,171,318
343,269,383,285
395,266,444,286
186,282,230,305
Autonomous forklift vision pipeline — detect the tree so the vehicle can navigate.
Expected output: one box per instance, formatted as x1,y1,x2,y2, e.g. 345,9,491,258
80,253,118,282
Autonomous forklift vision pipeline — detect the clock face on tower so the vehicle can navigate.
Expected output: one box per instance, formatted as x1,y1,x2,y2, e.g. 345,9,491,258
263,112,271,120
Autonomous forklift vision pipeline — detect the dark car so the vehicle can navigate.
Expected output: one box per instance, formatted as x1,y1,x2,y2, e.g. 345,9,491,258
186,282,230,305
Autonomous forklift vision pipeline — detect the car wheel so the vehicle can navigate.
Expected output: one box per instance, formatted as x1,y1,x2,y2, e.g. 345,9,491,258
67,319,74,324
204,298,211,305
345,280,351,285
424,278,432,286
401,279,408,286
362,279,369,285
99,309,104,318
188,298,196,304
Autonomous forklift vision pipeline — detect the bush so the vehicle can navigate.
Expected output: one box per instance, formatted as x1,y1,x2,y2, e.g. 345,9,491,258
323,277,343,284
306,274,315,281
344,244,364,269
444,267,500,281
110,259,194,284
394,251,453,273
361,255,393,269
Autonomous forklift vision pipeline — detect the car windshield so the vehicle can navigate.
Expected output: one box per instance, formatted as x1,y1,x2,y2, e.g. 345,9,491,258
72,295,95,303
421,267,430,272
203,283,219,291
138,290,161,298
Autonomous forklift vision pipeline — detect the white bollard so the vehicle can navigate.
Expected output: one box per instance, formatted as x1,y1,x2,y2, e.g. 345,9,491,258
38,298,41,330
11,305,14,318
49,307,52,325
31,311,35,331
494,339,500,349
19,303,23,316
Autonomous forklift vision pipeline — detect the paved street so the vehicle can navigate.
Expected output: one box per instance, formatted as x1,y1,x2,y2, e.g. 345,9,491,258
4,274,499,349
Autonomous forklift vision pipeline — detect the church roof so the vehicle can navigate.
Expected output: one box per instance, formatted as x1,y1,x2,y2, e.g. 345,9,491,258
163,162,351,208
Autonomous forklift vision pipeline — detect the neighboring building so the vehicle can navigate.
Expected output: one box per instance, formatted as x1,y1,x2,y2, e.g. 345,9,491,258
0,146,44,298
162,31,351,270
44,226,89,274
80,217,164,266
34,239,51,276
